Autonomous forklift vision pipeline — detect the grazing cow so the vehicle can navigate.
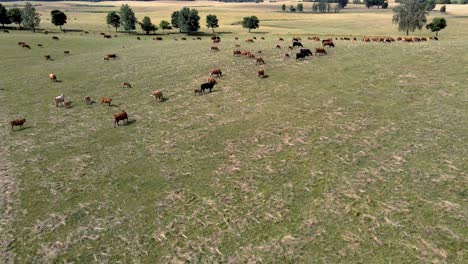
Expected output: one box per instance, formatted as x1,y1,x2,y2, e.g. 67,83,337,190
296,52,306,61
235,37,239,40
253,37,257,40
64,51,70,55
55,94,65,107
292,41,303,48
63,100,72,108
322,38,332,43
246,39,254,43
404,37,413,42
413,37,421,42
151,90,164,101
21,44,31,49
300,48,313,57
9,119,26,130
288,46,293,50
49,73,57,82
209,69,223,77
261,37,265,40
113,111,128,128
278,38,284,41
323,40,335,47
84,96,93,105
44,55,51,60
38,44,43,47
284,53,290,58
211,36,218,40
104,35,112,39
421,37,427,41
84,31,89,34
371,37,379,42
241,50,251,56
254,57,265,65
100,97,112,106
100,33,106,35
315,48,327,55
4,30,9,33
344,37,350,40
137,37,141,40
213,39,220,43
247,53,256,58
197,37,202,40
233,50,242,56
194,88,202,95
156,37,163,40
276,45,281,49
353,37,357,41
200,80,217,93
210,46,220,51
181,37,187,40
106,54,117,59
52,36,59,40
363,37,371,42
257,69,264,78
397,37,403,41
122,82,132,88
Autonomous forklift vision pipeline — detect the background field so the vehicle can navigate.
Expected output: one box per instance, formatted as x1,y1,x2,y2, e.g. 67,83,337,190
1,1,467,263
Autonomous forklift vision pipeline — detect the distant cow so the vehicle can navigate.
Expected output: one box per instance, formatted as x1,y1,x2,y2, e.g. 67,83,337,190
9,118,26,130
276,45,281,49
155,37,163,40
296,53,306,61
55,94,65,107
181,37,187,40
44,55,51,60
233,50,242,56
292,41,303,48
100,97,112,106
300,48,313,57
284,53,290,58
197,37,202,40
63,100,72,108
122,82,132,88
18,41,26,46
209,69,223,77
137,37,141,40
323,40,335,47
288,46,293,50
4,30,9,33
38,44,43,47
21,44,31,49
106,54,117,59
278,38,284,41
247,53,255,58
261,37,265,40
200,79,217,93
52,36,59,40
213,39,220,43
151,90,163,101
257,69,264,78
49,73,57,82
64,50,70,55
245,39,254,43
253,37,257,40
84,96,93,105
363,37,371,42
254,57,265,65
315,48,327,55
113,110,128,128
210,46,220,51
104,35,112,39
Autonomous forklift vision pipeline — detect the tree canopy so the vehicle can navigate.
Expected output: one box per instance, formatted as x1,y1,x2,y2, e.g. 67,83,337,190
171,11,180,32
393,0,428,35
206,14,219,33
106,11,120,32
22,2,41,32
242,16,260,32
140,16,157,35
51,9,67,31
159,20,172,33
120,4,137,32
0,4,11,28
176,7,200,34
8,8,22,29
426,17,446,37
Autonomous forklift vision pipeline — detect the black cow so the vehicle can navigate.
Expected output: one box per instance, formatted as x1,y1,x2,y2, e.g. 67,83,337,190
293,41,303,48
296,52,306,61
300,48,313,56
200,82,217,93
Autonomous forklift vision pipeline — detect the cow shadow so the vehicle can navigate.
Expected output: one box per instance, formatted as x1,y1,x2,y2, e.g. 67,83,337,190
11,126,32,132
124,119,136,126
55,80,63,83
155,97,169,103
262,75,270,79
109,104,119,108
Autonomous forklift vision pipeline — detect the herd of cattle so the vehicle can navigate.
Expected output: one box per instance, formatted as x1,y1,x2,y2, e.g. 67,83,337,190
8,33,437,130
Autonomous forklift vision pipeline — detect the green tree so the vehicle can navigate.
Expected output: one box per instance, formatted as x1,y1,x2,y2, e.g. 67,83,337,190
51,10,67,31
171,11,180,32
440,5,446,12
426,17,446,37
140,16,157,35
281,4,286,11
242,16,259,32
297,3,304,12
337,0,349,8
120,4,137,32
426,0,436,10
365,0,385,8
159,20,172,33
0,4,11,28
206,14,219,33
177,7,200,34
22,2,41,32
289,5,297,12
106,11,120,32
382,1,389,8
393,0,428,35
8,8,22,29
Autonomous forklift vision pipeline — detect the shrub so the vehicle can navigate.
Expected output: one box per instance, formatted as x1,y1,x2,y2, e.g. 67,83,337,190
440,5,446,12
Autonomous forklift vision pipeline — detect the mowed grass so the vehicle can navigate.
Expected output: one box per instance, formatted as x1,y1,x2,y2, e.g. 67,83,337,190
1,2,467,263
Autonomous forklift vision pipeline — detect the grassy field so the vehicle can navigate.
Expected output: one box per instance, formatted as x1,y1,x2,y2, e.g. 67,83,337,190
1,1,467,263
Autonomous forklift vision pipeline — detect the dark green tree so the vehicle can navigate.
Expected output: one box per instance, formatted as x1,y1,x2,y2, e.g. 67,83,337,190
140,16,157,35
289,5,297,12
382,1,389,8
106,11,120,32
51,10,67,31
440,5,446,12
159,20,172,33
0,4,11,28
281,4,286,11
8,8,22,29
22,2,41,32
297,3,304,12
242,16,259,32
206,14,219,33
426,17,446,37
393,0,428,35
426,0,436,10
337,0,349,8
171,11,180,32
120,4,137,32
177,7,200,34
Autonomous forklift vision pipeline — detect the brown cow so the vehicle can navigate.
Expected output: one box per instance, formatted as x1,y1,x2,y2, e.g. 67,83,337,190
257,69,265,78
233,50,242,56
106,54,118,59
64,50,70,55
241,50,251,56
181,37,187,40
10,118,26,130
278,38,284,41
49,74,57,82
323,40,335,47
209,69,223,77
276,45,281,49
421,37,427,41
254,57,265,65
52,36,59,40
315,48,327,55
63,100,72,108
44,55,51,60
122,82,132,88
84,96,93,105
284,53,290,58
21,44,31,49
245,39,254,43
235,44,241,48
247,53,256,58
210,46,220,51
261,37,265,40
113,110,128,128
100,98,112,106
213,39,220,44
151,90,163,101
253,37,257,40
18,41,26,46
363,37,371,42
